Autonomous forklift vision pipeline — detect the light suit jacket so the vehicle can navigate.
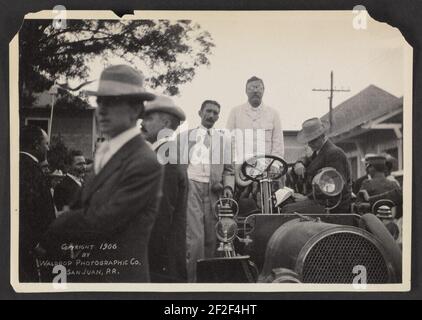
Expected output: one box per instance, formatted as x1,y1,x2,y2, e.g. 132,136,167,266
177,128,235,211
227,102,284,159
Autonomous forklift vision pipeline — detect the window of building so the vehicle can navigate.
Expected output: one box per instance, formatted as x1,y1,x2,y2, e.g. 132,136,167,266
25,117,49,134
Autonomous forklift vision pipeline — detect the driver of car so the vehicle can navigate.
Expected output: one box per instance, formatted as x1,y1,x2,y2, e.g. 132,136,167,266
281,117,352,213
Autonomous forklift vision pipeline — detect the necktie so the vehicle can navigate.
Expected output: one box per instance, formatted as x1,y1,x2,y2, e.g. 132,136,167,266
95,141,110,174
203,129,211,149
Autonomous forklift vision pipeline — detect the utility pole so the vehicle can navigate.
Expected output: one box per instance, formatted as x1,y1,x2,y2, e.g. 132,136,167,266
312,71,350,133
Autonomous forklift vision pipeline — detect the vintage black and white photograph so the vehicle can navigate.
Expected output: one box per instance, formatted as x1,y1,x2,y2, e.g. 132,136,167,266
9,10,412,292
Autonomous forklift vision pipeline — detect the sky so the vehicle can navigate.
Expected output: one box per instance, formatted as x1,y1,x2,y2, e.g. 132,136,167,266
80,11,408,130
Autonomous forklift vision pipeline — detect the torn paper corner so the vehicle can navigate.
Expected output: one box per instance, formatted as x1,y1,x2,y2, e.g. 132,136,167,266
364,7,413,49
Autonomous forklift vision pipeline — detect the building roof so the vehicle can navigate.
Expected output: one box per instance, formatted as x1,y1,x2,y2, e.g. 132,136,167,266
321,85,402,138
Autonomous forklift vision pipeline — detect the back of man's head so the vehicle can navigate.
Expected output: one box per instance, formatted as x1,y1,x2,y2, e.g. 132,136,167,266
20,125,43,152
366,155,387,175
68,149,84,164
371,162,387,173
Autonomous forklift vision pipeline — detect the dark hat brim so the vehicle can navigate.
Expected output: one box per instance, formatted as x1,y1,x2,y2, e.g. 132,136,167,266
144,105,186,121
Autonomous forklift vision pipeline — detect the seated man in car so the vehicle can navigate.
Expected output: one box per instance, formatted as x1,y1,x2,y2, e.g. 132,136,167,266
281,118,352,213
357,154,402,213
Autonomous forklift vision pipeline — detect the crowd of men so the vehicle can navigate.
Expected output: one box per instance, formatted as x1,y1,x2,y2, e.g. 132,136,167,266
19,64,403,283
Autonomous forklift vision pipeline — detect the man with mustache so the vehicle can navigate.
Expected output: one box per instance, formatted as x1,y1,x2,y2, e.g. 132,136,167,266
181,100,235,282
54,150,87,212
227,76,285,203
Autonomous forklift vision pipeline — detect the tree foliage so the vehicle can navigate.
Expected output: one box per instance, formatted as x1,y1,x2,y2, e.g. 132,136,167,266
19,19,214,104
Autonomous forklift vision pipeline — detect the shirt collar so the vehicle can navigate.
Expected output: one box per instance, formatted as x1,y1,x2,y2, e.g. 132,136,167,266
20,151,39,163
151,135,173,152
199,125,213,135
247,101,263,111
67,173,82,187
315,138,329,155
104,126,140,155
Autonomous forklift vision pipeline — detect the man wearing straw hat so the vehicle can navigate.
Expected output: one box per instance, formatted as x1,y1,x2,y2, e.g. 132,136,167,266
141,95,188,283
282,117,352,213
40,65,163,282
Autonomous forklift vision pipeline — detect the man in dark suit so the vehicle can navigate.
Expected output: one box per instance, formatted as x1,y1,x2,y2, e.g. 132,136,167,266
53,150,86,212
282,118,352,213
141,95,188,283
353,175,369,195
41,65,162,282
19,125,56,282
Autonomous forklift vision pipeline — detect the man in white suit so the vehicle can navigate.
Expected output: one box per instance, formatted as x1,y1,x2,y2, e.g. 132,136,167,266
227,76,285,202
180,100,235,282
227,76,284,162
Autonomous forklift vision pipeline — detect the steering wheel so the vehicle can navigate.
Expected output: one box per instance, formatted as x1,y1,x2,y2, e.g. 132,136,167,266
241,155,288,182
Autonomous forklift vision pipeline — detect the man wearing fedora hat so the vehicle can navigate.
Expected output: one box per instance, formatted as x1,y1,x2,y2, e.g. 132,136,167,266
141,95,188,282
142,95,186,151
40,65,163,282
282,117,352,213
